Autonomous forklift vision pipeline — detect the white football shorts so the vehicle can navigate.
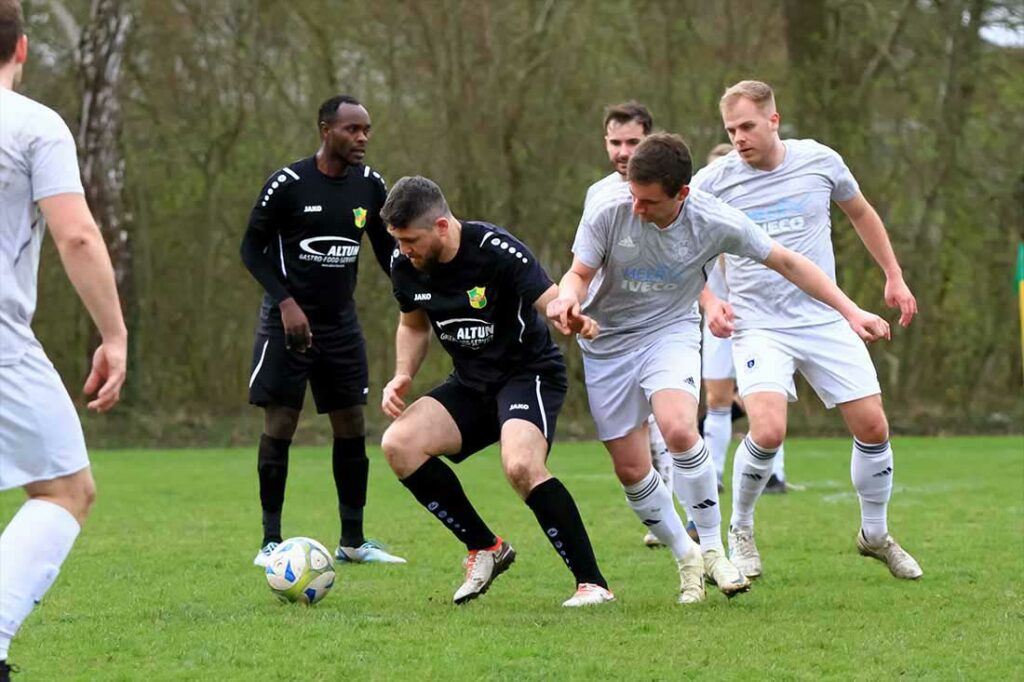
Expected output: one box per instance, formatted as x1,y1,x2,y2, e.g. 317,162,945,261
0,343,89,491
583,328,701,441
732,319,880,409
701,321,735,380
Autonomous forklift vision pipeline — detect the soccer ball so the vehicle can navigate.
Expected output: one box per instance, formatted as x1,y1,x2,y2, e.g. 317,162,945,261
264,537,336,605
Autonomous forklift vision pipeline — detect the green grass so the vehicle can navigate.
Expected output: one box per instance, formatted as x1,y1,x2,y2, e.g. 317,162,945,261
1,436,1022,680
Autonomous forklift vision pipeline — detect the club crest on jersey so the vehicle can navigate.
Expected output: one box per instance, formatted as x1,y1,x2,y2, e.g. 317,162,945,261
353,207,367,228
467,286,488,309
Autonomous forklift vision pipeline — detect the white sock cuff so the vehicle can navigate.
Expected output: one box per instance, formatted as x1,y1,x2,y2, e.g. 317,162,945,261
623,467,660,500
671,439,709,470
853,438,891,455
24,499,81,535
707,406,732,415
744,435,778,461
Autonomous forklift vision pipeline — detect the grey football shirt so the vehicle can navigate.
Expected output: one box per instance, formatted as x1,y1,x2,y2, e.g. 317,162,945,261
571,186,773,358
690,139,860,330
0,88,84,365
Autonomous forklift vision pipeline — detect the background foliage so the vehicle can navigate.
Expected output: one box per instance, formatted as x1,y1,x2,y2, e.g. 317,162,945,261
18,0,1024,445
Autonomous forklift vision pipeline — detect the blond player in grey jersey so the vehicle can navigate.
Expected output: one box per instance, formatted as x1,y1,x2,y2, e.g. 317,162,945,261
692,80,922,582
549,133,890,604
0,2,127,676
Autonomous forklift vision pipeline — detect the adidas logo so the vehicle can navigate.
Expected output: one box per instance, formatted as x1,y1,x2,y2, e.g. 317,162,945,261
692,499,717,510
304,205,323,213
684,376,696,387
742,473,763,481
641,519,661,527
873,467,893,477
617,235,637,248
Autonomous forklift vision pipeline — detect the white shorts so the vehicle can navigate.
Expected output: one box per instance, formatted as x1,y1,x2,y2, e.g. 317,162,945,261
732,319,880,409
583,329,701,441
701,322,735,380
0,343,89,491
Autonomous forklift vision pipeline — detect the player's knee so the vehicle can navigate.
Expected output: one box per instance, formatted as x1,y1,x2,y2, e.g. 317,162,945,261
612,458,650,487
852,419,889,445
329,406,365,439
264,405,300,440
502,458,546,497
660,423,699,454
380,424,418,476
705,387,733,409
749,422,786,450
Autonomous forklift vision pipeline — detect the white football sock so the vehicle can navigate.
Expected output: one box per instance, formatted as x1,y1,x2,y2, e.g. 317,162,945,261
671,437,724,552
851,438,893,544
647,418,672,489
772,443,786,480
623,467,696,560
703,407,733,484
730,435,778,529
0,499,81,651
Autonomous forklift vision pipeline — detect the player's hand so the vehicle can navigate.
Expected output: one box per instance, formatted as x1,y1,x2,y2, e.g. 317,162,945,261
83,336,127,412
574,314,600,340
884,275,917,327
846,308,890,343
546,296,581,336
279,298,313,352
382,374,412,419
704,297,736,338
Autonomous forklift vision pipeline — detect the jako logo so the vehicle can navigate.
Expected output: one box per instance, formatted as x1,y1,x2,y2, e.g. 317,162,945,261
414,293,432,301
304,205,322,213
509,403,530,410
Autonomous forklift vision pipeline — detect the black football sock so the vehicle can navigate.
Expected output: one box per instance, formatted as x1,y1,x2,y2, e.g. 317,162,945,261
333,436,368,548
525,478,607,589
400,458,497,551
257,434,290,545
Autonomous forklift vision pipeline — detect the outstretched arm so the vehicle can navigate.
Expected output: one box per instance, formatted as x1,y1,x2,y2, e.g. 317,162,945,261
547,256,599,335
837,193,917,327
763,243,890,342
535,283,599,339
382,309,432,418
40,193,127,412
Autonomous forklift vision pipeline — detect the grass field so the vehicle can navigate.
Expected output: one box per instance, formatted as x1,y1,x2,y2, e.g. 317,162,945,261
1,436,1021,680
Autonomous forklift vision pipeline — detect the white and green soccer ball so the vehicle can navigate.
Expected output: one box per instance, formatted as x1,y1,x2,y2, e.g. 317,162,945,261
264,537,336,605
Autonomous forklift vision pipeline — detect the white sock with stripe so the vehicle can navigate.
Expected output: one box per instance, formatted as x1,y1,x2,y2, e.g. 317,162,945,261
730,435,778,529
671,437,724,552
851,438,893,544
623,467,695,560
772,443,787,480
703,406,733,484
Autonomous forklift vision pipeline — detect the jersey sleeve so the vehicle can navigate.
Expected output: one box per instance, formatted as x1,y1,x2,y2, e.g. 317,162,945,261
364,168,396,276
485,232,553,304
390,267,419,313
239,169,296,304
822,146,860,202
30,111,84,201
571,204,611,269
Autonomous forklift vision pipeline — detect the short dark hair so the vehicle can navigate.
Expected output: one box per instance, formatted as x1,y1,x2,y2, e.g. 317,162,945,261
381,176,451,229
627,133,693,196
318,94,361,127
603,101,653,135
0,0,23,64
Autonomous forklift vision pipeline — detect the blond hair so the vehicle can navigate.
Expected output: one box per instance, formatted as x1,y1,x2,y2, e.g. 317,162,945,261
720,80,776,113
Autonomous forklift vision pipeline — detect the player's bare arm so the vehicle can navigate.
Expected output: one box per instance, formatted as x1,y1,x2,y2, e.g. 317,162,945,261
837,193,917,327
548,256,598,333
699,285,735,339
382,308,432,419
40,192,127,412
535,283,599,339
763,243,890,343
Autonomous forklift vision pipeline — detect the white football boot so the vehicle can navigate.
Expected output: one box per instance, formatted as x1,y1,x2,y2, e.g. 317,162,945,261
728,525,762,579
856,530,923,580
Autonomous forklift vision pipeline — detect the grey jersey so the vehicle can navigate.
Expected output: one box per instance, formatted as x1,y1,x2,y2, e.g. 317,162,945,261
572,186,773,358
0,88,84,365
583,171,625,210
691,139,860,330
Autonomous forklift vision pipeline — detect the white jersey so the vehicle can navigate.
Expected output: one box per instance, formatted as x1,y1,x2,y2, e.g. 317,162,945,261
571,186,773,358
583,171,625,210
0,88,85,365
691,139,860,330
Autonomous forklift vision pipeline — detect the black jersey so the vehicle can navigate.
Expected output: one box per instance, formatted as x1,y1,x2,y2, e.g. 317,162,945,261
240,156,394,326
391,221,564,391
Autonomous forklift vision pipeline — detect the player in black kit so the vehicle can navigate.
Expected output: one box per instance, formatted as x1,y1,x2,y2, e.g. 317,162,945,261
379,176,614,607
240,95,405,566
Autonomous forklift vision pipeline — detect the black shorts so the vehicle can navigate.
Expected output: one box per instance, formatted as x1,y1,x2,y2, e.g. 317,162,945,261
248,322,368,413
427,369,567,463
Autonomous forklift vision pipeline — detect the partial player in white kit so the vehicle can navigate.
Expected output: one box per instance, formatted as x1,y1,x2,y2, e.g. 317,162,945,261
699,143,789,493
0,2,128,677
581,101,677,549
549,133,891,604
692,80,922,581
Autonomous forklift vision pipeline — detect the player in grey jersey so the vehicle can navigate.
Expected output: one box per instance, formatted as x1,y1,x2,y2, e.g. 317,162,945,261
549,133,890,605
693,80,921,581
0,2,127,677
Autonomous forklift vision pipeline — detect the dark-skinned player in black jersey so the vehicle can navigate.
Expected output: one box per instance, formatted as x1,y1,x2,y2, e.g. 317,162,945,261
379,176,614,607
240,95,405,567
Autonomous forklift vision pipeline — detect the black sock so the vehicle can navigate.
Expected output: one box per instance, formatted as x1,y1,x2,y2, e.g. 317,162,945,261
525,478,607,589
258,434,290,545
333,436,368,547
400,457,496,551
